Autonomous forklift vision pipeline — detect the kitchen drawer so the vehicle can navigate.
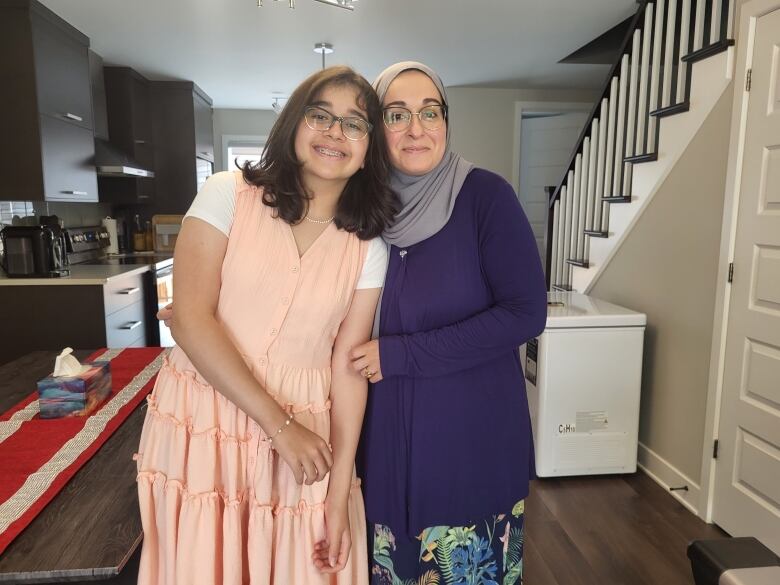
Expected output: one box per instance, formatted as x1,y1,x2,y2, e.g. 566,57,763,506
105,301,146,349
104,272,145,316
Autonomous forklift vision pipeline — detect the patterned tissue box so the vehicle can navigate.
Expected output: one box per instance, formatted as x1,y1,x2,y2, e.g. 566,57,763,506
37,362,112,419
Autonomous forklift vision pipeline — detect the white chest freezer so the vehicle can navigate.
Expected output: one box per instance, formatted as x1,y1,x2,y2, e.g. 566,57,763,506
523,292,646,477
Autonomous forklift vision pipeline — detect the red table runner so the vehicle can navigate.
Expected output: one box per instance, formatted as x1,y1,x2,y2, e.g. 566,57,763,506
0,347,167,555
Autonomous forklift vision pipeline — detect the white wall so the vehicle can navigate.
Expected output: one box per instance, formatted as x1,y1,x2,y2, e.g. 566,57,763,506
446,87,600,184
212,108,277,171
589,87,733,485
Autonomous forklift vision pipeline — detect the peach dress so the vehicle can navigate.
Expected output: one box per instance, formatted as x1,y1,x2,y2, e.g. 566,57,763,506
135,173,370,585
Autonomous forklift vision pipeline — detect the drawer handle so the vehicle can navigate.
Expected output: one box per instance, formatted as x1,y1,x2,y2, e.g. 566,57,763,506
118,287,140,295
134,139,147,144
120,321,143,330
61,190,88,196
63,112,83,122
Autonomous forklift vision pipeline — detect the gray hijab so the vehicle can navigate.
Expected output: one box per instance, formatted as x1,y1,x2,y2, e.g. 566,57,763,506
374,61,474,248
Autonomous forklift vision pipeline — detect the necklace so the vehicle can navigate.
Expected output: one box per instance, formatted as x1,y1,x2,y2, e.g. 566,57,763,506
304,214,334,224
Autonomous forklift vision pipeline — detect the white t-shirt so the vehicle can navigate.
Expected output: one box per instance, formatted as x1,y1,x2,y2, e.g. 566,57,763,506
184,171,388,290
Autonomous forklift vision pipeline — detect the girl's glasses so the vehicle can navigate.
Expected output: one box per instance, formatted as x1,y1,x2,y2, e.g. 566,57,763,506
303,106,372,141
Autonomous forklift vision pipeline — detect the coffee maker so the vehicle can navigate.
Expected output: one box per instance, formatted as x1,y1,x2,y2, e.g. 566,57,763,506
0,223,70,278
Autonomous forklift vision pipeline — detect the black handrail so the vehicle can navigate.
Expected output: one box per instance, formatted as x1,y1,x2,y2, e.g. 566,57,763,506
548,0,650,209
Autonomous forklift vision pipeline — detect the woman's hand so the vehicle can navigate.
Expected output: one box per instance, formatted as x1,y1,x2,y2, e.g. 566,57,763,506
311,498,351,573
157,303,173,328
349,339,383,383
271,420,334,486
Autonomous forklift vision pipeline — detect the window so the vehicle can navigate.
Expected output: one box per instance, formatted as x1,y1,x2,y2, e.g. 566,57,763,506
227,144,265,170
221,134,268,172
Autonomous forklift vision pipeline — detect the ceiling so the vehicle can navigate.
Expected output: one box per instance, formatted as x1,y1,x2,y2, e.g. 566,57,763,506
40,0,638,109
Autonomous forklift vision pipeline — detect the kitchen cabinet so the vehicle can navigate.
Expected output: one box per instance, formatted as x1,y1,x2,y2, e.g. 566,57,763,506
151,81,214,215
99,67,156,203
0,0,97,202
0,270,149,366
89,50,109,141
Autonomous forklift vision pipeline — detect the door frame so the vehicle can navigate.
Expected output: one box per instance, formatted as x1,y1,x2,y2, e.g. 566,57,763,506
511,101,593,195
699,0,780,522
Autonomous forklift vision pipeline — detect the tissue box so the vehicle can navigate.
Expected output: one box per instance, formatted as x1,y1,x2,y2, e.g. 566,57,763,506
37,361,112,419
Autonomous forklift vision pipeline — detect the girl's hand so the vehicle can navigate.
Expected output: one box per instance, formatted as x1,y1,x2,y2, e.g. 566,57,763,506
271,420,334,485
157,303,173,328
311,498,351,573
349,339,383,383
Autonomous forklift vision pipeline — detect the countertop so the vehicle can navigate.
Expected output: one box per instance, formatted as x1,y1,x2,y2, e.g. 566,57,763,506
0,264,151,286
0,350,144,584
0,254,173,286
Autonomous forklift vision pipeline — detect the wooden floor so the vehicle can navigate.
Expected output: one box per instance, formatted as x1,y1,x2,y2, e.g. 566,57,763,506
69,471,727,585
525,471,726,585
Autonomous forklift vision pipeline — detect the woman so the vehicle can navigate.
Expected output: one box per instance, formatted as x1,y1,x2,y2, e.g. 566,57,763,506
136,66,397,585
344,62,547,584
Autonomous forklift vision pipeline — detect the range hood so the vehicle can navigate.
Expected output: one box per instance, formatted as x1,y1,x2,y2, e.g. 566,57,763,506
94,138,155,178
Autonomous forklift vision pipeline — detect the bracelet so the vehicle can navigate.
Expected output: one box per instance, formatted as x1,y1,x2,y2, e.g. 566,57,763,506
268,413,294,447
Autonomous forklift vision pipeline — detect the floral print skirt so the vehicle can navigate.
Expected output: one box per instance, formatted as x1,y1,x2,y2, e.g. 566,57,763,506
369,500,525,585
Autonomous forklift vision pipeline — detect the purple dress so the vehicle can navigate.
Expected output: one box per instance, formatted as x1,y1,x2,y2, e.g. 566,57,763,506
358,168,547,546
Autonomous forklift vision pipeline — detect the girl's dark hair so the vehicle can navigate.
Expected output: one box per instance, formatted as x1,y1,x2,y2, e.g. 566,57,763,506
241,66,398,240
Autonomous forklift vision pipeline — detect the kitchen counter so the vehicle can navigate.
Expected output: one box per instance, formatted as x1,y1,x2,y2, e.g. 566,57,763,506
0,254,173,286
0,350,144,584
0,264,150,286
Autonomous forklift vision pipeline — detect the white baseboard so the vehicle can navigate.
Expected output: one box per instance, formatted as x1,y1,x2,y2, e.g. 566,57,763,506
637,442,702,517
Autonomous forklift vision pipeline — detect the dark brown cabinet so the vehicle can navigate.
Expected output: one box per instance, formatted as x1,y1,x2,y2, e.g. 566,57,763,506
150,82,214,215
31,12,93,132
89,50,109,141
99,67,156,203
40,115,100,201
0,0,97,202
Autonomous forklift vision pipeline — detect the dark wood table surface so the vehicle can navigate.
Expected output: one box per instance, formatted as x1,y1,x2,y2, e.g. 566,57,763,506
0,350,145,584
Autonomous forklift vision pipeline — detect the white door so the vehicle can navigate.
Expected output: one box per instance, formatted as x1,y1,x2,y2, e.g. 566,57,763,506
518,112,589,264
713,7,780,555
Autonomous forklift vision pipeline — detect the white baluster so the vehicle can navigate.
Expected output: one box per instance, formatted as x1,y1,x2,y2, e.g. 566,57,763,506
623,31,642,197
613,55,630,198
677,0,692,103
569,155,583,262
648,0,665,145
662,0,679,109
693,0,706,51
625,30,642,160
636,5,654,154
576,139,591,261
584,122,599,263
594,98,609,231
555,188,567,286
604,77,619,198
550,198,560,287
562,171,575,285
710,0,722,44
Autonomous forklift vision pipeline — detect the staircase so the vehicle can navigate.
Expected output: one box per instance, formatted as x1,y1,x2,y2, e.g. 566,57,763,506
547,0,735,292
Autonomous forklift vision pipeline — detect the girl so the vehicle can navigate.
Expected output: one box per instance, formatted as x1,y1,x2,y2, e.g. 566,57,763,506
135,66,398,585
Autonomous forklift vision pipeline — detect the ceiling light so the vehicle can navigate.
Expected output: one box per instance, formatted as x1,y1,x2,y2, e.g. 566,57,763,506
314,42,334,69
271,97,286,115
257,0,356,10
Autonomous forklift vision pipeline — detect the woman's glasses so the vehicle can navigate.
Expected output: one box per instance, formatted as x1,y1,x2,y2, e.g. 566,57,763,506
303,106,372,141
382,104,447,132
